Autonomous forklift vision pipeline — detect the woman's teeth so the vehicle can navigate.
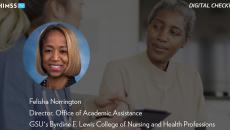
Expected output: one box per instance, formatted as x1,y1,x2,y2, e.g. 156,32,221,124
50,65,61,70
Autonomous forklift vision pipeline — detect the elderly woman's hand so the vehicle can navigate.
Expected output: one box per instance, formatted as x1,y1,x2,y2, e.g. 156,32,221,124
95,95,121,112
95,95,131,123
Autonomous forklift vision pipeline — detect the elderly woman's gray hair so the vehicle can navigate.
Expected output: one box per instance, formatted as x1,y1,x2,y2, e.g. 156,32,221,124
148,0,196,40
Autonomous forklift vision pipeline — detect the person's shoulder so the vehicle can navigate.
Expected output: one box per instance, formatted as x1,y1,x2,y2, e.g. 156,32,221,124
173,61,200,77
106,52,145,69
173,62,203,92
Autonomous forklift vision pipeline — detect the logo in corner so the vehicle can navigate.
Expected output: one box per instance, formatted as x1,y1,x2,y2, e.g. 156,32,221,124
17,3,25,9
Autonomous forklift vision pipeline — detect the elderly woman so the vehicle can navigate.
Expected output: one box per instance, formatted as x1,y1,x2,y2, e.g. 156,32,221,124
97,0,206,130
36,24,81,89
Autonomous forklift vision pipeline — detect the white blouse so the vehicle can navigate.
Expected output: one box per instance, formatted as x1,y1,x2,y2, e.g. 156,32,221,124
99,51,206,130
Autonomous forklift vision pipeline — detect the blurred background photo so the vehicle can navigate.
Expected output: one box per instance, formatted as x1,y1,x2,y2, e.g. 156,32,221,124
77,0,230,130
0,0,229,130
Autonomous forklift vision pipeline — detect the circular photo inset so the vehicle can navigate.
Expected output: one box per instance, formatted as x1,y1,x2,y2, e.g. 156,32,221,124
23,22,90,89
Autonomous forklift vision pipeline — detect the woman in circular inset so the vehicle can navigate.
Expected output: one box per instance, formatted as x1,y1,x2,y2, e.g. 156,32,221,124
0,0,86,129
36,24,81,89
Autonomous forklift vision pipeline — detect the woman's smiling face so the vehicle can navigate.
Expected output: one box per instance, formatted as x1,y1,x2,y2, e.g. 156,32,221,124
42,30,68,78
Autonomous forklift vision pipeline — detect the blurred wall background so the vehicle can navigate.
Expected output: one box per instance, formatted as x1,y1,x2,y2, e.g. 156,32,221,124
73,0,139,95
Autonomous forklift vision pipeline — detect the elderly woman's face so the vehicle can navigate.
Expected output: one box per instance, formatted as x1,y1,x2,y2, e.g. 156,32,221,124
147,10,186,63
42,30,68,78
